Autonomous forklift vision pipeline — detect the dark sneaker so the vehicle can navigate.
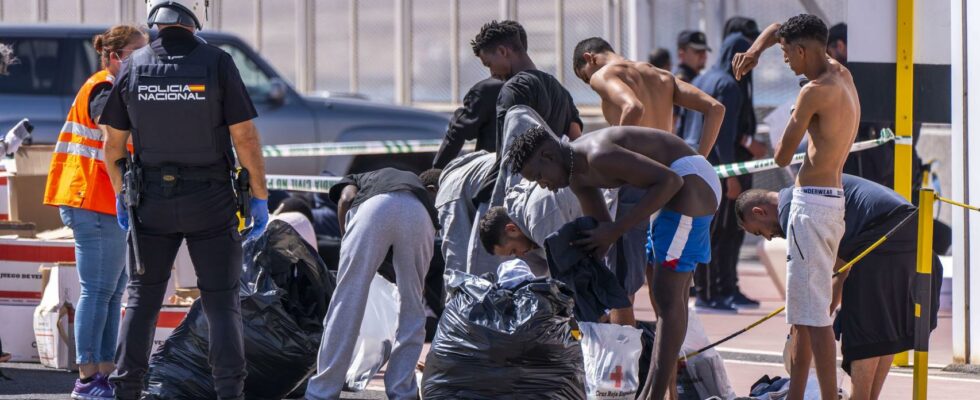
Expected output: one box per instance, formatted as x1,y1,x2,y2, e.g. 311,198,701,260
71,373,114,400
732,290,761,309
694,296,738,313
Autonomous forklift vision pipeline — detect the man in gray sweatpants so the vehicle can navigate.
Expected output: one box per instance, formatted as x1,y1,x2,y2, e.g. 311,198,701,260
307,168,440,400
435,150,496,273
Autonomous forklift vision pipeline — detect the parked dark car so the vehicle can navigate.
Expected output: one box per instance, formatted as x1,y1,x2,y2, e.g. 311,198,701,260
0,25,448,175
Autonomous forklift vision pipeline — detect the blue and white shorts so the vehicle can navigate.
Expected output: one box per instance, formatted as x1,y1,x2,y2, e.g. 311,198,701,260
646,209,713,273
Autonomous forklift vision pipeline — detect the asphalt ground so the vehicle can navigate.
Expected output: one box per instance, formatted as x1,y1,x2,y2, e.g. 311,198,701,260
0,362,387,400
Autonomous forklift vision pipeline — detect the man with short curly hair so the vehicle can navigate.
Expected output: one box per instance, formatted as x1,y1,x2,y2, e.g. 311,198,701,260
733,14,861,400
469,20,583,208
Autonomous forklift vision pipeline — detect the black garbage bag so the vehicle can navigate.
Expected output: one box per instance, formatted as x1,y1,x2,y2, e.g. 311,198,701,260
421,269,586,399
145,221,335,400
241,220,335,331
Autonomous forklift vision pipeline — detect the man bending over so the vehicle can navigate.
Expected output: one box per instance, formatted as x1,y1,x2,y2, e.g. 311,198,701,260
506,125,721,400
735,175,942,400
732,14,861,400
478,180,581,276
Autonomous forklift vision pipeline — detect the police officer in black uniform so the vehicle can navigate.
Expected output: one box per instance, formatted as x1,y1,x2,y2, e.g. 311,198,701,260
101,1,269,399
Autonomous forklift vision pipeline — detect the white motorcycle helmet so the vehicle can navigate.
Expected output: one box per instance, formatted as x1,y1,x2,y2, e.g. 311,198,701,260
146,0,208,30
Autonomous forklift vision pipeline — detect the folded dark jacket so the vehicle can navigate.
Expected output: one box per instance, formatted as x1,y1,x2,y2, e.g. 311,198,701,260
545,217,632,322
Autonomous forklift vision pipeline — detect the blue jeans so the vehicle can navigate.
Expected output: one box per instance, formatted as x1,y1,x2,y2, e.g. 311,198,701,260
59,206,128,365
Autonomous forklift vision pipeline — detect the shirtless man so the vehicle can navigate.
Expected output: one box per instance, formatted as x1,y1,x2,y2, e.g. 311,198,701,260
572,36,724,153
572,37,724,327
505,125,721,400
732,14,860,400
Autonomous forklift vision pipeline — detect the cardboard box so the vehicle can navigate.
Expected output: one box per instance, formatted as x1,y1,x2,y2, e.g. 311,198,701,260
33,263,80,371
0,220,35,238
8,175,62,232
4,145,62,232
0,304,40,362
0,236,75,305
0,173,9,221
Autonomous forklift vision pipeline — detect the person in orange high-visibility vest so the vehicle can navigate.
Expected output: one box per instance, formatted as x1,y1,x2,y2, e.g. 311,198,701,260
42,25,147,400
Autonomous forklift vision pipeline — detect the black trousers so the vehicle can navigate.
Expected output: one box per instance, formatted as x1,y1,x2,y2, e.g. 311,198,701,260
110,179,245,400
695,174,751,301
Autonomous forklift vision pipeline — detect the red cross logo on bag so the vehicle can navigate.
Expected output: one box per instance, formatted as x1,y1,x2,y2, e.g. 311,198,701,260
609,365,624,388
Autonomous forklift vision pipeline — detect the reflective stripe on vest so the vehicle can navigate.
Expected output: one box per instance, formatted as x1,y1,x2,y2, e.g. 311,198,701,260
53,140,104,161
43,69,118,216
60,120,103,141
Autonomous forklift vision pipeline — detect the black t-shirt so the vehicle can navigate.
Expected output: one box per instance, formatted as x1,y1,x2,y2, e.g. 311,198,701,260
100,27,258,131
778,174,911,246
433,78,503,169
88,82,113,123
495,69,582,153
328,168,440,229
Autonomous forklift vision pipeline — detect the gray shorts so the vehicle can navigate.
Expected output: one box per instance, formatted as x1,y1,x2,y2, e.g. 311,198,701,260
786,187,846,327
606,185,648,295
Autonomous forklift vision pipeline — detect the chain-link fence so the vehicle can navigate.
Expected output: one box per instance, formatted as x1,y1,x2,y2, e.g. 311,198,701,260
0,0,848,111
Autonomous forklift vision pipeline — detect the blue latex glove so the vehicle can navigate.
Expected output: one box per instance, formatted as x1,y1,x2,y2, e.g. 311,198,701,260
245,198,269,241
116,194,129,230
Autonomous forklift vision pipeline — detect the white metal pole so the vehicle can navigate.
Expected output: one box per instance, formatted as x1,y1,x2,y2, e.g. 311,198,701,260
210,0,222,30
349,0,359,94
295,0,315,93
555,0,564,83
77,0,83,23
35,0,47,22
450,0,460,104
394,0,413,104
254,0,262,51
951,0,979,365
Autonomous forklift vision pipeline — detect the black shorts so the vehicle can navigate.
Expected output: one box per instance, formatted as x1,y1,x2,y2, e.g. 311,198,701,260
834,207,942,374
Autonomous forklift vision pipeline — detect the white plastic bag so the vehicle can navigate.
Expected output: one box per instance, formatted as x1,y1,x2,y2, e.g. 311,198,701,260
680,310,736,400
344,274,400,392
497,259,535,289
580,322,643,400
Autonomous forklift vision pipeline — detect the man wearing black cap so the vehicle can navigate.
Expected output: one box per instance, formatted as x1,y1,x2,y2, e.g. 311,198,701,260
101,1,269,399
674,30,710,83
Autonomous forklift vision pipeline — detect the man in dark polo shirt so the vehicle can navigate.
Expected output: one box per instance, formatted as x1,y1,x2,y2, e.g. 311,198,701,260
735,174,942,400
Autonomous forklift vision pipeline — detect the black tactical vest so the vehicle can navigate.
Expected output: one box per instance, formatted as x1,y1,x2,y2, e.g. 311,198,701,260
125,39,232,167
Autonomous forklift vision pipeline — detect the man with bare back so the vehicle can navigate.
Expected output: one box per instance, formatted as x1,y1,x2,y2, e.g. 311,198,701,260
506,125,721,400
571,37,724,327
732,14,861,400
572,36,724,152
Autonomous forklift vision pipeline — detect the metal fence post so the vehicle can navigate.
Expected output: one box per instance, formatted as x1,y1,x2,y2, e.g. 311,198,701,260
499,0,515,20
349,0,359,94
253,0,262,51
295,0,315,93
450,0,460,104
555,0,564,83
913,188,935,400
894,0,915,200
35,0,48,22
394,0,413,105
